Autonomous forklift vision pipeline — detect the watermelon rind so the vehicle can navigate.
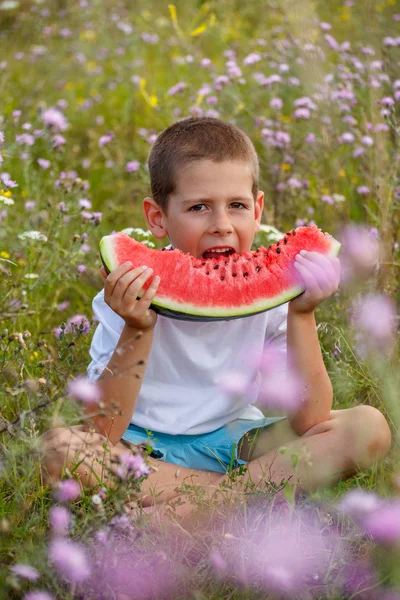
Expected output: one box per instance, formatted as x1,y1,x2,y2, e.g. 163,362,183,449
99,230,341,322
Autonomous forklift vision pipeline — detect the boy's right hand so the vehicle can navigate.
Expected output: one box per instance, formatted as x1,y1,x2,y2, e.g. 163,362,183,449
100,262,160,331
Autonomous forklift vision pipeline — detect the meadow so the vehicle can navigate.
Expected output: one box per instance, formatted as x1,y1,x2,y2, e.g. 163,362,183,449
0,0,400,598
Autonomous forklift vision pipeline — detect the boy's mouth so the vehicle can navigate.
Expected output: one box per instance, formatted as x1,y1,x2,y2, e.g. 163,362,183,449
201,247,236,259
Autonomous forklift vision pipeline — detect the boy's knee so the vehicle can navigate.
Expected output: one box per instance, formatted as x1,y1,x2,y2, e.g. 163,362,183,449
343,405,392,466
38,427,72,485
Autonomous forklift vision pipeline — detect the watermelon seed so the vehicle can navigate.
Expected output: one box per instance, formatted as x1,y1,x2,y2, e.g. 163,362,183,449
202,262,206,266
232,273,237,277
276,247,281,254
243,272,249,277
277,241,280,246
233,258,238,263
256,266,262,272
214,265,219,270
206,272,210,275
220,276,225,281
284,237,288,244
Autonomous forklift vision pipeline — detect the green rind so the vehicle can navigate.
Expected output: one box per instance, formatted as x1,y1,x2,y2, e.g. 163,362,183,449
99,233,341,322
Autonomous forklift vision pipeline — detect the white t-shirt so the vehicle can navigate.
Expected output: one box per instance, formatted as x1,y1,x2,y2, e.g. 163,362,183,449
87,287,288,435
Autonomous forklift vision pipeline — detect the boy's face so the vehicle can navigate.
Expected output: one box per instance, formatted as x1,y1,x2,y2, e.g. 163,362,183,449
143,160,264,258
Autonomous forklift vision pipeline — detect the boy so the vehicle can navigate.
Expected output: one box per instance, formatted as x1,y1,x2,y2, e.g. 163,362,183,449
40,117,391,518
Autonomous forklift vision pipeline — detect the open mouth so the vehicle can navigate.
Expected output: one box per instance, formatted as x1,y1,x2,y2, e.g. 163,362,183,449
202,247,236,259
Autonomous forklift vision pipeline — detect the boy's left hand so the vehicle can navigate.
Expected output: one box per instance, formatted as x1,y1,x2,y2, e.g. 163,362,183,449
289,250,341,314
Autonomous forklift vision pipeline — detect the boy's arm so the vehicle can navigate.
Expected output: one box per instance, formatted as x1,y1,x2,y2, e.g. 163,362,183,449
286,249,340,436
286,306,333,436
84,262,160,445
85,324,155,445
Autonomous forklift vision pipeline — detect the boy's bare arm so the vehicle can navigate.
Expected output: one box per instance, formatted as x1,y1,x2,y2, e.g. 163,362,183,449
286,250,341,436
86,324,155,444
84,261,160,445
286,306,333,436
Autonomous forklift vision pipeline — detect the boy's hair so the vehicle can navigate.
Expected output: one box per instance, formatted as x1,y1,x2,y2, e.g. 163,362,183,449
147,117,259,214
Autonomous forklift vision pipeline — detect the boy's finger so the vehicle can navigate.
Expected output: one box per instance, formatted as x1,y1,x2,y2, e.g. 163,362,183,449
100,266,107,278
138,276,160,308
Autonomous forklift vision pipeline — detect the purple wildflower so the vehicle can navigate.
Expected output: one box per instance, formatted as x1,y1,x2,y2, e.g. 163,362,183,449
126,160,140,173
66,314,91,334
49,506,71,536
98,131,114,148
270,97,283,110
167,82,186,95
54,479,81,503
341,132,355,144
49,538,91,583
10,563,40,581
37,158,51,169
305,133,316,144
41,108,68,131
357,186,370,195
294,107,311,119
67,375,102,404
24,592,54,600
79,198,92,209
16,133,35,146
351,293,397,355
363,501,400,545
77,264,86,273
116,452,152,480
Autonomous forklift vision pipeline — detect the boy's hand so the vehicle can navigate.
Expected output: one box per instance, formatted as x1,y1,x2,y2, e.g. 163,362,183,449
100,262,160,330
289,250,340,314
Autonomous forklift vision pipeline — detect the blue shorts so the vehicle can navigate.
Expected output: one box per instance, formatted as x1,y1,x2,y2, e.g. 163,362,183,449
121,417,287,474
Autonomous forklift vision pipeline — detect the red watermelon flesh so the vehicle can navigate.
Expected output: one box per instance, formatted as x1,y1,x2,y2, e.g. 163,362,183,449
99,224,341,321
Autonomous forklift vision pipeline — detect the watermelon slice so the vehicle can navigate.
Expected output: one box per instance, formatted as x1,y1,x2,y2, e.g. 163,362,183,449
99,224,341,322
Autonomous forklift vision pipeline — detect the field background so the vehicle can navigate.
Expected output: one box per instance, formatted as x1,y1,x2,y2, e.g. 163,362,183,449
0,0,399,598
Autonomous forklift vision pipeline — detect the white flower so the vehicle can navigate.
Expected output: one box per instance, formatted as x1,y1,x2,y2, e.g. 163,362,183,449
18,230,48,242
24,273,39,279
0,195,14,205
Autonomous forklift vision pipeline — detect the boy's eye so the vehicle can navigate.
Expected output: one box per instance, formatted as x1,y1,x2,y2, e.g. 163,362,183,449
188,202,246,212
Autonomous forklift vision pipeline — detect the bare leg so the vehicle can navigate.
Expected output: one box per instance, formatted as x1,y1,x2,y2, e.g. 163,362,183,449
235,406,392,493
38,406,391,523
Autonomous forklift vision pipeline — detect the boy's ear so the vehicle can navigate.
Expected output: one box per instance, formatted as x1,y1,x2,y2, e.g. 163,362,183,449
254,191,264,232
142,197,168,239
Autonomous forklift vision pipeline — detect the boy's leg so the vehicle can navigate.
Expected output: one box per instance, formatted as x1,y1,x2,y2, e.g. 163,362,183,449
236,405,392,493
38,426,222,508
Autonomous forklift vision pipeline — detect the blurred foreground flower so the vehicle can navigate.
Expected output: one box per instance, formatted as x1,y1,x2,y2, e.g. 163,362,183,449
10,563,40,581
54,479,81,503
24,592,54,600
350,293,397,357
49,506,71,536
340,224,380,281
116,452,152,480
67,375,101,404
49,538,91,583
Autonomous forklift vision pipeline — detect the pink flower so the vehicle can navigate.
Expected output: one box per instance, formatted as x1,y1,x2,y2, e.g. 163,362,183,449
167,82,186,95
67,375,102,404
24,200,36,211
269,97,283,111
49,506,71,536
16,133,35,146
357,185,370,195
51,134,66,148
351,293,397,355
380,96,395,107
37,158,51,169
42,108,68,131
98,131,114,148
305,133,315,144
340,224,380,280
24,592,54,600
54,479,81,502
49,538,91,583
79,198,92,209
66,314,91,334
116,452,152,480
10,563,40,581
243,52,262,66
77,264,86,273
353,146,365,158
341,132,355,144
57,300,70,311
337,489,381,523
361,135,374,146
294,107,311,119
364,501,400,546
126,160,140,173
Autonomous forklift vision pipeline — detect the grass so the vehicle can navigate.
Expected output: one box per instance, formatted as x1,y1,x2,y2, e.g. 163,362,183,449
0,0,399,598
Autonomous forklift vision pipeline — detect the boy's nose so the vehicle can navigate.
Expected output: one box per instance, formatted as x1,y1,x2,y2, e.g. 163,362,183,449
210,213,233,235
